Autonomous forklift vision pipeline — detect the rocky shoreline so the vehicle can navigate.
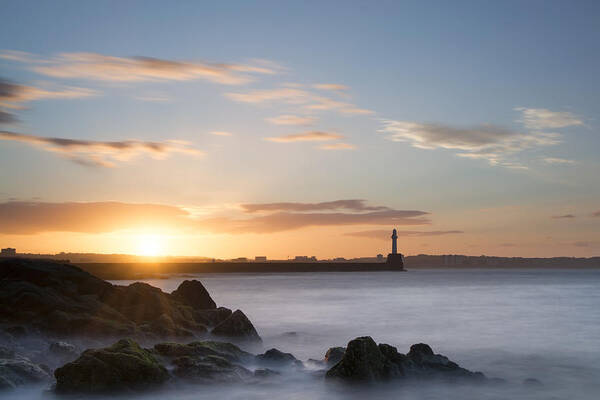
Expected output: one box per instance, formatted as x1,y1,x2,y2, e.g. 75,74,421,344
1,258,526,394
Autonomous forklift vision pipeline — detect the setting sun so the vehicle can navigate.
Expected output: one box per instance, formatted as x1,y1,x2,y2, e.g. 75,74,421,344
135,234,165,257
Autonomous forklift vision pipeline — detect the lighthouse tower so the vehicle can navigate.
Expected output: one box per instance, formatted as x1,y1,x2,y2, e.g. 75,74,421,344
386,228,405,269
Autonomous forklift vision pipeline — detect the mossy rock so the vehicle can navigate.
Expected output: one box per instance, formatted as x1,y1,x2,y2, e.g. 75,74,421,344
54,339,169,393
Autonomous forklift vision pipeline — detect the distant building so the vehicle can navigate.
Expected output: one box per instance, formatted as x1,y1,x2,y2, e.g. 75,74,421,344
376,254,384,261
231,257,248,262
333,257,346,262
0,248,16,257
294,256,317,262
255,256,267,262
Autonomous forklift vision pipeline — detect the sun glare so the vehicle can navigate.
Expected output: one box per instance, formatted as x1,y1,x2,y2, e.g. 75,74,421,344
136,234,165,257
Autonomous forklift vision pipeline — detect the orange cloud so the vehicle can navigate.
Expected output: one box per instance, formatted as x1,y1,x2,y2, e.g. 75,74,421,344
0,200,429,235
265,131,343,143
0,78,96,109
0,131,203,167
265,114,315,126
318,142,356,150
1,52,276,85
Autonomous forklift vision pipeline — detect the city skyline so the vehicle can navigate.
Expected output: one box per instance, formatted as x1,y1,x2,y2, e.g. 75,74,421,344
1,1,599,258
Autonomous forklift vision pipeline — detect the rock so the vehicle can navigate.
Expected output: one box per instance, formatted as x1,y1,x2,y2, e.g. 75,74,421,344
256,348,302,367
54,338,169,394
170,355,253,384
326,336,486,383
211,310,261,341
154,341,253,363
325,336,387,381
194,307,232,326
254,368,280,379
171,280,216,310
324,347,345,365
0,259,228,339
0,352,50,390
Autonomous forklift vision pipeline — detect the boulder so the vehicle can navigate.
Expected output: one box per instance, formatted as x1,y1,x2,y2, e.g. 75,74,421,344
326,337,486,383
0,352,50,390
0,259,221,339
324,347,345,365
194,307,232,326
325,336,387,381
211,310,261,341
154,341,253,363
170,355,253,384
54,338,169,394
256,348,302,367
171,280,216,310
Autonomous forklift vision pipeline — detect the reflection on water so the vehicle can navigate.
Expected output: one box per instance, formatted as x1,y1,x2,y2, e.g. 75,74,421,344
5,269,600,399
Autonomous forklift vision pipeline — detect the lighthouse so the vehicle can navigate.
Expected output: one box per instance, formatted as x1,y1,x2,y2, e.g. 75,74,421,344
386,228,405,270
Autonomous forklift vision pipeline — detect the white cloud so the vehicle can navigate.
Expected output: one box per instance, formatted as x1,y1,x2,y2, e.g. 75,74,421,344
265,114,315,126
209,131,233,137
516,107,584,130
265,131,343,143
542,157,576,165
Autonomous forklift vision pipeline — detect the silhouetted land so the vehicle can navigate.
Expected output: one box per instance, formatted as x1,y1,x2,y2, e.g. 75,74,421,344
71,255,600,280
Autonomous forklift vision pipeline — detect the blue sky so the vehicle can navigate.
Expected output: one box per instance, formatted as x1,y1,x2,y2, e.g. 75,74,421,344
0,0,599,258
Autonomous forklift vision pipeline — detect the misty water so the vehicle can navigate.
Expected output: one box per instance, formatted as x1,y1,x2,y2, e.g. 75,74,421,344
8,268,600,399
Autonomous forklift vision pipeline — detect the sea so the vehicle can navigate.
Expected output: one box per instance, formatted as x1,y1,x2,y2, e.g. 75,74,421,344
8,268,600,399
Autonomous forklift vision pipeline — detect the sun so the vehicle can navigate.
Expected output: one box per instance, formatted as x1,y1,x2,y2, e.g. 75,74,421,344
136,234,165,257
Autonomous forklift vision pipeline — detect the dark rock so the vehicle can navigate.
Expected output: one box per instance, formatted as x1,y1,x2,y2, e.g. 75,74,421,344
3,326,26,337
154,341,253,363
257,348,302,367
171,280,216,310
254,368,280,379
212,310,261,341
326,337,486,383
0,352,50,390
324,347,345,365
0,259,221,339
54,338,169,394
194,307,232,326
326,336,387,381
170,355,253,384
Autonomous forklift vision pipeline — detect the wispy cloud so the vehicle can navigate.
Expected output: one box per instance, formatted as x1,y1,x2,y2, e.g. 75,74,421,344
318,142,356,150
265,131,343,143
313,83,349,92
0,200,429,235
1,51,276,85
344,229,463,239
0,109,17,124
552,214,575,219
0,78,96,109
265,114,315,126
0,131,203,167
379,119,560,169
516,107,584,130
209,131,233,137
241,199,389,213
542,157,576,165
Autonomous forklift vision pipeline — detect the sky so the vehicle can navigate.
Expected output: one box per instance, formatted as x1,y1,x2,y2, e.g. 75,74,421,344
1,0,599,259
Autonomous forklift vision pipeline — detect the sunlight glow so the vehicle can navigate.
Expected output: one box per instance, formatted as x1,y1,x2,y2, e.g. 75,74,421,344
135,234,165,257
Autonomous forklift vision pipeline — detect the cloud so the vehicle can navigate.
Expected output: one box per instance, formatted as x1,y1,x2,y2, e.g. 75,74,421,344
265,131,343,143
203,209,430,233
516,108,584,130
241,199,390,213
378,119,560,168
0,109,17,124
265,114,315,126
542,157,576,165
344,229,463,239
226,87,310,104
592,210,600,217
0,131,203,167
0,78,96,109
209,131,233,137
313,83,349,92
552,214,575,219
227,87,372,115
0,200,429,235
0,201,189,234
318,142,356,150
1,51,276,85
